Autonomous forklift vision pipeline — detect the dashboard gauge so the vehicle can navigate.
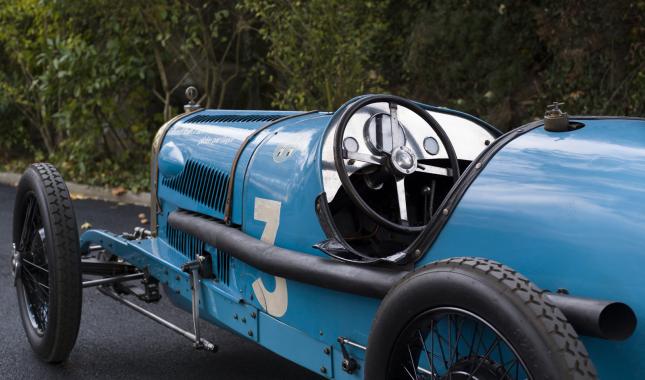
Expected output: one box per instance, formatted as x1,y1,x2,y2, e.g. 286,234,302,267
363,113,406,154
343,136,359,153
423,136,440,155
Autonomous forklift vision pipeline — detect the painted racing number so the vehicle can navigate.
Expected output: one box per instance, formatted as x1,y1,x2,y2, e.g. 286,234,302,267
251,198,288,317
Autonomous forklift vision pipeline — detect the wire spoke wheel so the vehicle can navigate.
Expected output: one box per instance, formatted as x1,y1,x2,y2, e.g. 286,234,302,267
390,307,530,380
366,259,597,380
13,163,82,363
17,193,51,336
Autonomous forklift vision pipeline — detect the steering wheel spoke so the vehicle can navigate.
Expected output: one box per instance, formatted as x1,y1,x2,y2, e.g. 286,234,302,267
395,178,409,225
344,150,386,165
416,163,453,177
333,94,460,233
389,103,404,150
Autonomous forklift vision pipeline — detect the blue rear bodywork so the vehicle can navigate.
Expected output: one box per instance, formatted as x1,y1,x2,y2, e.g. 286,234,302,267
81,99,645,379
420,118,645,377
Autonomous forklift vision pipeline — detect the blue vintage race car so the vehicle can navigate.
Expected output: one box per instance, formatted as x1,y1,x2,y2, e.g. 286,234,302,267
10,91,643,379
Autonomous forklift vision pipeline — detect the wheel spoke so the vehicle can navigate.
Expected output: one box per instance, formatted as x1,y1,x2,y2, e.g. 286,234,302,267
407,344,420,380
403,364,418,380
433,328,450,371
391,308,531,380
22,258,49,274
451,315,466,364
448,315,453,380
500,358,519,379
21,266,50,294
395,178,409,224
17,195,51,334
467,336,501,380
19,196,36,252
418,330,438,380
430,320,436,378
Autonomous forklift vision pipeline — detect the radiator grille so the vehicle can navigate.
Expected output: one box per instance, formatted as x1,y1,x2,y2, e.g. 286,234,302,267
216,250,230,285
165,223,231,285
166,223,202,261
161,159,229,213
186,114,285,124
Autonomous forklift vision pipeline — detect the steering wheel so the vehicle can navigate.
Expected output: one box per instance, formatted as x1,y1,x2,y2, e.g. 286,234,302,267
333,94,460,233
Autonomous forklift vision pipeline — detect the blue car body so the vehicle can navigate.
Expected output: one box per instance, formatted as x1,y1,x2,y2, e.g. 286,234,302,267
80,95,644,379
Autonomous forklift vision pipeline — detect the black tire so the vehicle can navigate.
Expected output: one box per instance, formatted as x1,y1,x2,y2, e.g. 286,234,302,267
12,163,82,363
365,257,597,380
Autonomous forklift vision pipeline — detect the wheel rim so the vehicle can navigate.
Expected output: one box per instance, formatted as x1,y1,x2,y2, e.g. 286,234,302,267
388,307,531,380
17,194,50,336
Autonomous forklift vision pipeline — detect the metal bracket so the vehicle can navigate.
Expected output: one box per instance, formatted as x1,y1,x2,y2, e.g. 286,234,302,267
111,267,162,303
122,227,151,241
337,336,365,374
140,267,161,302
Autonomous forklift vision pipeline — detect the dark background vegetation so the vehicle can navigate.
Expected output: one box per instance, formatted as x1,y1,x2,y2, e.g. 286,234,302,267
0,0,643,191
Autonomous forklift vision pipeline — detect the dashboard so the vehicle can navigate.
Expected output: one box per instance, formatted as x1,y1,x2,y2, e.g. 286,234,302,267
321,102,497,202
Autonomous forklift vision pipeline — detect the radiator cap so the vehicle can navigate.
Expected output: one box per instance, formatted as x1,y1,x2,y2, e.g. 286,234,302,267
184,86,202,113
544,101,569,132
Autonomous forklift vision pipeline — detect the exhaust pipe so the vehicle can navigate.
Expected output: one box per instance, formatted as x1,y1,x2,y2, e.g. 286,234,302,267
545,293,637,341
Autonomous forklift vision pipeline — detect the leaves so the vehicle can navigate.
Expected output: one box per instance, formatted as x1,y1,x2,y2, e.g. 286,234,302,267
240,0,389,110
0,0,643,190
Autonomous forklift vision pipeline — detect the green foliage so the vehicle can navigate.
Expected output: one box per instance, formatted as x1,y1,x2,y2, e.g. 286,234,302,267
0,0,643,189
0,0,155,190
400,0,644,129
241,0,389,110
401,1,543,128
532,0,645,118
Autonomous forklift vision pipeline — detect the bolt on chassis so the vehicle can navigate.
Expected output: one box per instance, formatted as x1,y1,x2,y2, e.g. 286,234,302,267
11,90,644,379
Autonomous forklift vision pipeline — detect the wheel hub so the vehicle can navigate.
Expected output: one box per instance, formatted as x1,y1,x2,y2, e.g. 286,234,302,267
444,356,509,380
11,243,21,285
390,145,417,175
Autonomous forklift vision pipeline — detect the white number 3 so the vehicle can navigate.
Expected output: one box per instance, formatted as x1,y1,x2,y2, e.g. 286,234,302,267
251,198,288,317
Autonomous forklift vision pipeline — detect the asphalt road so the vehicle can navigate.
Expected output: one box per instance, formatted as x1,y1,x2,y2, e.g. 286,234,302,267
0,183,321,379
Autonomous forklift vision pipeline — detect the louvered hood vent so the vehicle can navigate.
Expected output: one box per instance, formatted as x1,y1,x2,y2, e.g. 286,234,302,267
161,159,229,214
186,114,285,124
165,222,231,284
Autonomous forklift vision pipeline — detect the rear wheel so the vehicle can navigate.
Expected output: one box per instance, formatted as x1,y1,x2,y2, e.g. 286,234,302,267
12,163,82,363
365,258,597,380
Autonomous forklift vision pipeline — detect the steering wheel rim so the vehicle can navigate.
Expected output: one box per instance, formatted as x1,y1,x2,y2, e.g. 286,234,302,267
333,94,460,233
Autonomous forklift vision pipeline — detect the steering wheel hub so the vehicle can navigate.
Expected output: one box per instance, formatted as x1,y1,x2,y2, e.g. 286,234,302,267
390,146,417,175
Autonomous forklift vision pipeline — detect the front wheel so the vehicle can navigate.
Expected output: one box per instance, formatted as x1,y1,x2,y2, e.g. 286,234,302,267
12,163,82,363
365,258,597,380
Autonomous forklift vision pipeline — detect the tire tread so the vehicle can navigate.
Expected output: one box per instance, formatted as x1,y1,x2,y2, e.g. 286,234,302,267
430,257,597,379
16,163,82,363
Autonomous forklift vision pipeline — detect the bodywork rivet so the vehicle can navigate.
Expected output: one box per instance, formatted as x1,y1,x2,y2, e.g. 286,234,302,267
320,367,327,374
323,347,330,355
247,330,253,337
